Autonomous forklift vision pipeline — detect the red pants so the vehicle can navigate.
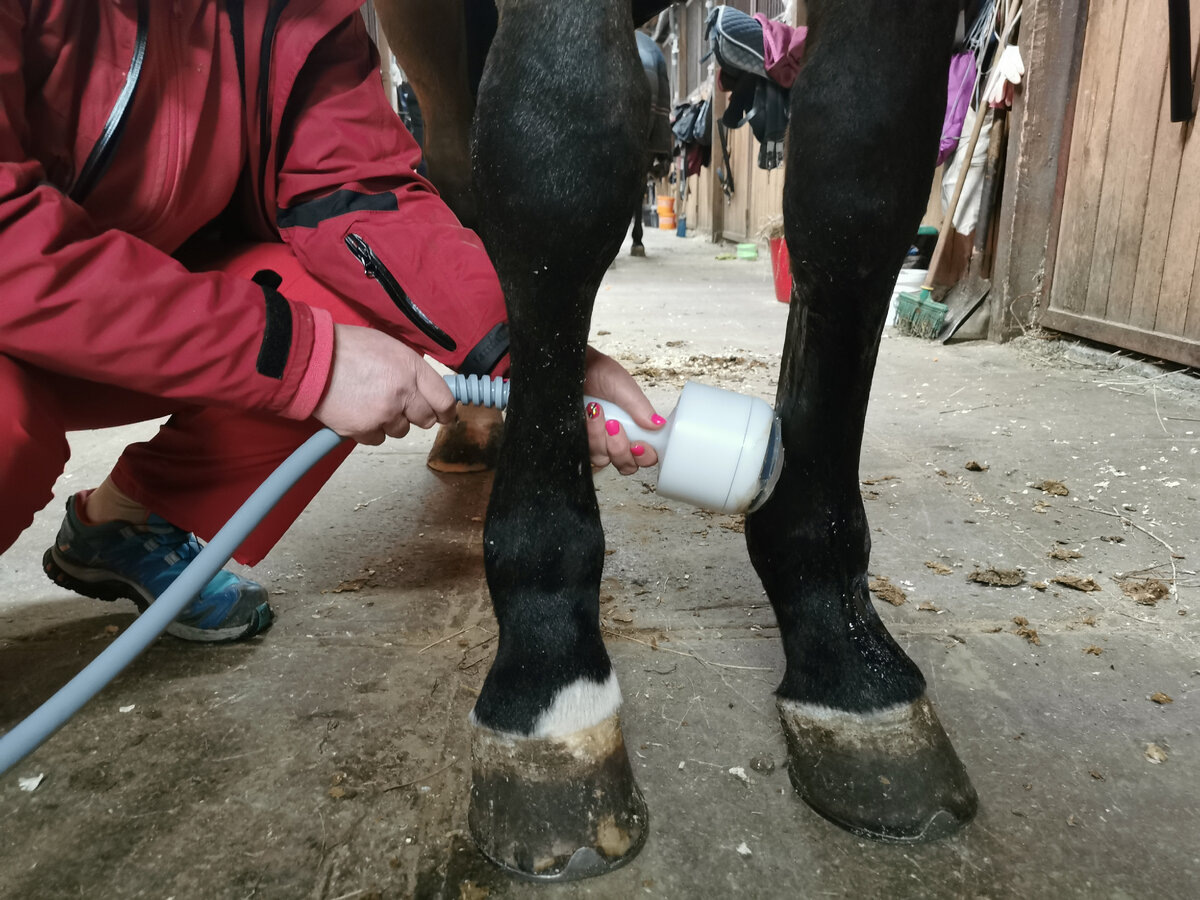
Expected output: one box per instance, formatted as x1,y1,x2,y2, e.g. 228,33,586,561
0,244,367,565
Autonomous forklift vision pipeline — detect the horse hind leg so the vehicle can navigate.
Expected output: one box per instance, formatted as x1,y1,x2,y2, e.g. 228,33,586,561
630,192,646,256
377,1,506,474
744,0,977,842
376,0,479,226
466,0,650,880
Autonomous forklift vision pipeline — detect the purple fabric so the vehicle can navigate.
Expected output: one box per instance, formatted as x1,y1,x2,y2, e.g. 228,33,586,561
754,14,807,89
939,52,978,166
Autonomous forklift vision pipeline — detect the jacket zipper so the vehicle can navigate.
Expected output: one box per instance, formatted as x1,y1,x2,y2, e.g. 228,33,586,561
345,234,457,351
256,0,287,194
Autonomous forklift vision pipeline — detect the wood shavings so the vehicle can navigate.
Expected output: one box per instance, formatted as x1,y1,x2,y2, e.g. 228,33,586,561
868,576,907,606
861,475,898,485
1145,743,1168,764
1150,692,1173,705
969,567,1025,587
459,882,490,900
728,766,751,785
1012,617,1041,645
964,460,989,471
1051,575,1102,592
925,561,953,575
326,570,376,594
1083,646,1103,656
1118,577,1170,606
1048,547,1082,560
1035,479,1070,496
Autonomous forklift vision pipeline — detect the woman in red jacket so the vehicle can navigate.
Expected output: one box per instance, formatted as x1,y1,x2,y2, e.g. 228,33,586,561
0,0,660,641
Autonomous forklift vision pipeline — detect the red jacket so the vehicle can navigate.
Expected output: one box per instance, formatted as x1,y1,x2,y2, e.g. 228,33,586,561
0,0,508,420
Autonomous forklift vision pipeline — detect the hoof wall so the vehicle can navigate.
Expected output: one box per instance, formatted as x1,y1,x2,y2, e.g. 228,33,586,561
630,245,646,257
778,695,977,843
469,715,648,881
427,404,504,473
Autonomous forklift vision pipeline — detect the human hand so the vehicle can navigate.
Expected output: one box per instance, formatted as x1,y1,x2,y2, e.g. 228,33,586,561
313,324,457,444
583,346,665,475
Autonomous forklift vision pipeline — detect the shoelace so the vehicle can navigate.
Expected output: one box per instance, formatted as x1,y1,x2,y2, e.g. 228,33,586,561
126,523,204,571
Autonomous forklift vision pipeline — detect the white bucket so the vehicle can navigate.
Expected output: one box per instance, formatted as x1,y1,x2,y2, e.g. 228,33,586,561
888,268,928,327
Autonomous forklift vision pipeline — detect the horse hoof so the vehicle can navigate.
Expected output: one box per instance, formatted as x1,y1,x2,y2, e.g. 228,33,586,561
427,403,505,473
777,694,977,843
630,244,646,257
468,714,649,881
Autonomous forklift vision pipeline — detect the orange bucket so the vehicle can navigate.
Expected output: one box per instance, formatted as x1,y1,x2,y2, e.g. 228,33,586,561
657,197,676,230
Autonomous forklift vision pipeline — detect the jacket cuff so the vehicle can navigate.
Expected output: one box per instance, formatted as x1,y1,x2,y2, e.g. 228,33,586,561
281,305,335,421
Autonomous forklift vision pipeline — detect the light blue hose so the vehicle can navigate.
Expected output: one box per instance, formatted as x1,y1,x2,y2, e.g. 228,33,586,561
0,427,345,776
444,373,510,409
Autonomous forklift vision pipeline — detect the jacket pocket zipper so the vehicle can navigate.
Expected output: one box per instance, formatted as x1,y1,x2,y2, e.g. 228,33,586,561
345,233,457,352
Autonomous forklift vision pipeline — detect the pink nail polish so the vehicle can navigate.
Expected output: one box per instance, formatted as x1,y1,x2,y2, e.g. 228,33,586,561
605,419,620,436
631,444,645,457
651,414,667,426
586,402,600,419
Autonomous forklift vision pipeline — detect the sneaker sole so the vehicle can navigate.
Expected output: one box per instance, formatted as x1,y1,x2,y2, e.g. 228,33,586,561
43,548,273,644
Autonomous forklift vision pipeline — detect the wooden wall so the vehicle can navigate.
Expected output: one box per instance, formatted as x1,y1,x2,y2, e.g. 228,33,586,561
1039,0,1200,366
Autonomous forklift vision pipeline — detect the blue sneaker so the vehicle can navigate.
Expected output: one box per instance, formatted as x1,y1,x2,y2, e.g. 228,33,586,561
43,494,273,643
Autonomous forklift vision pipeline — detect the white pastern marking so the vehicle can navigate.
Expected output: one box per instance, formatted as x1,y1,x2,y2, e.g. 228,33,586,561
776,698,914,724
530,672,622,738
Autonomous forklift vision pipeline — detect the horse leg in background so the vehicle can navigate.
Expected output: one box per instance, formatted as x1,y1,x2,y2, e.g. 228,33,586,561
376,0,478,226
630,191,646,256
744,0,978,842
467,0,650,880
378,0,505,474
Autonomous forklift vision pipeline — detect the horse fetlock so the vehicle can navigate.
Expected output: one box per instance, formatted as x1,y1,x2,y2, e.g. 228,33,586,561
469,712,648,881
777,695,977,843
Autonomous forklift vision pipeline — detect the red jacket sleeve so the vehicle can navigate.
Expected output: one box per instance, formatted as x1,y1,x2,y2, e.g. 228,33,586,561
273,13,510,377
0,3,326,419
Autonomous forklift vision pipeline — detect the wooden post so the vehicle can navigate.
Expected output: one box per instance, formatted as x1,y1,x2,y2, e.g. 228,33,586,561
987,0,1089,341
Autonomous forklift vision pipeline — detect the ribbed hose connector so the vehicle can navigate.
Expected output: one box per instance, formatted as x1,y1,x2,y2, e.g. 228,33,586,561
445,373,510,410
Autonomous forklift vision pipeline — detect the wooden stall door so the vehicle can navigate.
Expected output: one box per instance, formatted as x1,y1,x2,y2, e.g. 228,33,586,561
1045,0,1200,367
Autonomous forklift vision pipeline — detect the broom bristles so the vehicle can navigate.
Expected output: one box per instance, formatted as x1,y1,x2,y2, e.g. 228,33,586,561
895,291,948,339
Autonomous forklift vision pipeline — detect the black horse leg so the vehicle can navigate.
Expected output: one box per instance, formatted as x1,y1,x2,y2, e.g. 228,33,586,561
630,191,646,256
744,0,977,842
467,0,650,881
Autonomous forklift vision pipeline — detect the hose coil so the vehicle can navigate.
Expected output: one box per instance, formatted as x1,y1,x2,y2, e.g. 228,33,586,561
445,373,510,410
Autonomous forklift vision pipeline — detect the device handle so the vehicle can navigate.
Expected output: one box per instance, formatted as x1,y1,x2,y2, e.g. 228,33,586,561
583,395,669,453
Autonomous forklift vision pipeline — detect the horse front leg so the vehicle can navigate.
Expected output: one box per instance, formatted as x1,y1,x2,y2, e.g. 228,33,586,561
744,0,978,842
466,0,650,880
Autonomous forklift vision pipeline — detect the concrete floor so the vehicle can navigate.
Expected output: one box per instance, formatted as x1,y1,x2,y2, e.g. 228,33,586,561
2,227,1198,899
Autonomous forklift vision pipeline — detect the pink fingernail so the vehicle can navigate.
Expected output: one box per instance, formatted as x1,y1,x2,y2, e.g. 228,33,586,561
586,402,601,419
631,444,645,457
605,419,620,436
651,414,667,426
